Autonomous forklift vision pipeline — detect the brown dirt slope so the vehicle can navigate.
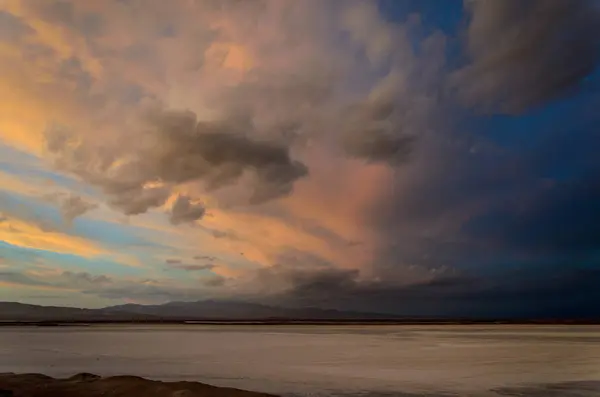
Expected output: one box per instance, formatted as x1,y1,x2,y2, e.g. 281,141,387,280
0,373,277,397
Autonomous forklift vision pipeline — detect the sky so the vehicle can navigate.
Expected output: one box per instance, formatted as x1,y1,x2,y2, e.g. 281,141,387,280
1,0,600,318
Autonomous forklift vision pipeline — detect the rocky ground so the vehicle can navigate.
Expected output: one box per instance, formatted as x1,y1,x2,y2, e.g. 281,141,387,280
0,373,276,397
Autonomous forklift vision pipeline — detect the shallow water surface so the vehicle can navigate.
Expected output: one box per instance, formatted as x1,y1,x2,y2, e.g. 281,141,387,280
1,325,599,396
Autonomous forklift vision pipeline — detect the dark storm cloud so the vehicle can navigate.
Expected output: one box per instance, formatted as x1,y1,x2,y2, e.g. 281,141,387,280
364,83,600,274
339,81,434,165
332,0,600,288
318,98,600,317
261,265,600,318
342,125,416,165
253,265,361,307
255,264,472,314
452,108,600,259
464,171,600,256
283,267,360,298
455,0,600,114
363,130,526,280
284,268,463,304
169,195,205,225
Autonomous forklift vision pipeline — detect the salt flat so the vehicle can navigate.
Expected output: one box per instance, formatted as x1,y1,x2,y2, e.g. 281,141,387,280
1,325,599,396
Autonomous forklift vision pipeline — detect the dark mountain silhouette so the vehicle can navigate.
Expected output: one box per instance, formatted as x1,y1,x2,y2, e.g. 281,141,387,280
0,300,389,322
0,302,155,322
105,300,389,320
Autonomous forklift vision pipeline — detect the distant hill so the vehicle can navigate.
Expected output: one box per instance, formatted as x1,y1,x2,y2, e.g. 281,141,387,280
0,302,155,322
0,300,389,322
105,300,390,320
3,301,597,324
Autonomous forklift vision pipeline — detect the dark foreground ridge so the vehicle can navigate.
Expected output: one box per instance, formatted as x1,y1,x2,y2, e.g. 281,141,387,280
0,373,276,397
3,374,600,397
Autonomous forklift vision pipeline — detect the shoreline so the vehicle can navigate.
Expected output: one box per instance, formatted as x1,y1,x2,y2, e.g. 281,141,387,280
2,319,600,326
0,373,277,397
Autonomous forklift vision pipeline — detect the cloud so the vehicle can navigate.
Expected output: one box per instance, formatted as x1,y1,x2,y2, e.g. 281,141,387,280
276,266,361,301
169,195,206,225
0,271,49,287
25,294,65,300
455,0,600,114
106,186,171,216
464,169,600,256
61,271,112,286
339,71,441,165
0,214,107,257
0,11,33,42
2,0,600,316
194,255,217,261
82,281,211,303
3,262,599,317
28,0,448,228
203,275,226,287
44,106,309,219
251,264,600,318
170,264,216,272
58,194,97,222
0,269,110,291
207,229,237,240
165,258,215,272
0,266,207,304
85,285,178,302
144,107,309,201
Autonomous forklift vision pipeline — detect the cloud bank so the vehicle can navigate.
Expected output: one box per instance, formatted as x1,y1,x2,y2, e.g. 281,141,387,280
1,0,599,316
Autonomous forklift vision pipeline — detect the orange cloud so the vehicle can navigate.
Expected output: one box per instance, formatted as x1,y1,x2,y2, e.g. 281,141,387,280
2,0,103,77
0,40,92,155
205,42,254,71
0,0,401,286
0,73,50,154
0,171,43,197
119,154,394,278
0,215,106,257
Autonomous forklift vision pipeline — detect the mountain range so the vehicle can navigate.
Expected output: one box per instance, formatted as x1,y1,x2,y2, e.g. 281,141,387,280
0,300,390,322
